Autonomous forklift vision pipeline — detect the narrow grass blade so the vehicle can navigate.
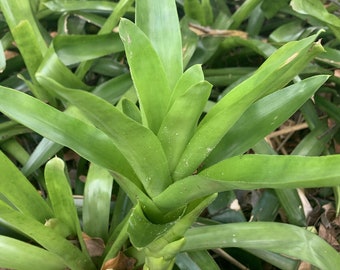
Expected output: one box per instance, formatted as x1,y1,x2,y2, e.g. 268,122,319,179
182,222,340,269
83,163,113,241
136,0,182,90
36,76,171,198
174,35,324,179
0,151,52,222
155,154,340,210
0,236,67,270
119,18,171,133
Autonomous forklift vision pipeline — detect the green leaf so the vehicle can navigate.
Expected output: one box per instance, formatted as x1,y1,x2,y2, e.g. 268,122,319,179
83,163,113,240
182,222,340,269
136,0,183,89
155,154,340,210
21,138,63,176
0,235,67,270
174,34,324,180
0,86,136,182
119,18,171,133
44,157,79,235
170,64,205,106
128,203,176,248
0,201,96,270
37,45,90,90
53,33,124,65
36,76,171,198
184,0,207,25
0,151,52,222
205,75,329,165
291,0,340,40
158,81,211,173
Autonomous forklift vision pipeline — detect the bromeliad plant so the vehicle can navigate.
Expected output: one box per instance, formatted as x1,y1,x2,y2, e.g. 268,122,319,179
1,0,340,269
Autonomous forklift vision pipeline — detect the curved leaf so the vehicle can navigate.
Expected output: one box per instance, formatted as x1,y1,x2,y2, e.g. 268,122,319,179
155,154,340,210
174,35,324,180
182,222,340,269
119,18,171,133
0,86,137,182
158,81,211,173
0,201,96,270
0,236,66,270
205,75,329,165
36,75,171,198
136,0,183,89
0,151,52,222
83,163,113,240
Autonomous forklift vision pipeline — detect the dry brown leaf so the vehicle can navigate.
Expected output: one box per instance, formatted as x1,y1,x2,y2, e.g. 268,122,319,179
101,252,136,270
82,232,105,257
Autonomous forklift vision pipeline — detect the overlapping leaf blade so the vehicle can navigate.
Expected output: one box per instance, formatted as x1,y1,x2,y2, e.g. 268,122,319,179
205,75,329,165
36,75,171,198
174,35,324,180
119,18,171,133
0,86,136,182
0,151,52,222
182,222,340,270
0,236,67,270
155,154,340,210
136,0,182,90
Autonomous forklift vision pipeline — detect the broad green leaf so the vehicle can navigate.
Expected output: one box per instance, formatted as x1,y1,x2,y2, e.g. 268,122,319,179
83,163,113,240
21,138,63,176
158,81,211,173
182,222,340,269
53,33,124,65
75,0,135,79
136,0,183,89
128,203,176,248
204,75,329,165
170,64,205,106
174,35,324,180
0,86,137,182
119,18,171,133
0,0,47,54
0,236,67,270
184,0,213,26
291,0,340,40
155,154,340,210
44,0,126,13
37,45,90,90
230,0,263,29
0,151,52,222
269,21,304,42
36,76,171,198
0,201,96,270
45,157,79,235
